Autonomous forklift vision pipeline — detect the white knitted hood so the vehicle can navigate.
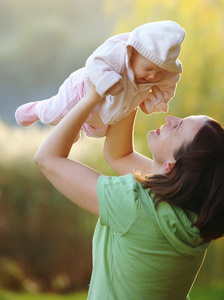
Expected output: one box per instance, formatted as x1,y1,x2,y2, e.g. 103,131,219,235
126,20,185,73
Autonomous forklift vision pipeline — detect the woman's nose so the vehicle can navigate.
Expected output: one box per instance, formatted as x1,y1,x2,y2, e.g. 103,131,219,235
166,115,174,123
166,115,180,125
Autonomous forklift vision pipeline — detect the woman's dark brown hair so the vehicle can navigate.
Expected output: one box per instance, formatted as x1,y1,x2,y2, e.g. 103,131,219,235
136,118,224,242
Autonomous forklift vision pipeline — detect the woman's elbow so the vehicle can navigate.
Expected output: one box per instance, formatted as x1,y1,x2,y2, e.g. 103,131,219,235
103,147,127,169
34,151,47,170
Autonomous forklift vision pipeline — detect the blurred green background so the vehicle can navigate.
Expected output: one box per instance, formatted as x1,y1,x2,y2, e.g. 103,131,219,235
0,0,224,299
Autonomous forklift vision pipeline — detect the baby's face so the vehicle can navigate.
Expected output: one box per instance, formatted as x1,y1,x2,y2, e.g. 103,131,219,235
131,50,168,84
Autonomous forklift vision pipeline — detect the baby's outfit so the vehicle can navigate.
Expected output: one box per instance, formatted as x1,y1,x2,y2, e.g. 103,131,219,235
15,20,185,138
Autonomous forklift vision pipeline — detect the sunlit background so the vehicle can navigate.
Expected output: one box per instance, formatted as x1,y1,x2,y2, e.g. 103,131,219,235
1,0,224,299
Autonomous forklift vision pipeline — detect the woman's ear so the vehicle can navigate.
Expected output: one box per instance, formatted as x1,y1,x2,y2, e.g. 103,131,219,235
163,161,175,174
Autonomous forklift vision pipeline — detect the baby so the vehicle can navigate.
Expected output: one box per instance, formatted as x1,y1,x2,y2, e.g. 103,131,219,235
15,20,185,138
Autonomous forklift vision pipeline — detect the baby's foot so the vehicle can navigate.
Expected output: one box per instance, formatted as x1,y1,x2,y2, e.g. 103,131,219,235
15,102,39,126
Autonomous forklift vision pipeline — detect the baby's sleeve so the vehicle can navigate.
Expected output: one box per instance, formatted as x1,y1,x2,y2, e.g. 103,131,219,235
86,34,128,97
97,174,139,235
158,73,181,104
140,74,181,115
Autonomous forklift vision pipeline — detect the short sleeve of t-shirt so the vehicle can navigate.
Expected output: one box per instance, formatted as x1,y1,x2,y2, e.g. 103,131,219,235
97,173,140,235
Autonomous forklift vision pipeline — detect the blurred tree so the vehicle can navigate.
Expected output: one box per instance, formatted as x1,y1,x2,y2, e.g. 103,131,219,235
1,0,224,293
0,0,116,124
105,0,224,153
105,0,224,288
0,162,97,292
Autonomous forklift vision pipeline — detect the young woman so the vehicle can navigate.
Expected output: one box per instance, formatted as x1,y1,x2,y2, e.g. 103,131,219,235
34,84,224,300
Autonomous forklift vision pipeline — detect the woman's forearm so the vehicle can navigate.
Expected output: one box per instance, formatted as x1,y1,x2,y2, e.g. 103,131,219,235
34,89,102,166
33,88,103,215
104,109,136,164
104,109,153,176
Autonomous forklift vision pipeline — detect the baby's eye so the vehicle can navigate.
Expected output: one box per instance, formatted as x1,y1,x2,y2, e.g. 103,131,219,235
157,71,166,75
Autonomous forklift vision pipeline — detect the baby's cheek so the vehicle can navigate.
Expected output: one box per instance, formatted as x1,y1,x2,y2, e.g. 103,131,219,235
156,74,163,81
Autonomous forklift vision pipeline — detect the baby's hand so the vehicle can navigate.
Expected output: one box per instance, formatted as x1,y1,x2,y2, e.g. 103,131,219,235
106,81,124,96
139,86,168,114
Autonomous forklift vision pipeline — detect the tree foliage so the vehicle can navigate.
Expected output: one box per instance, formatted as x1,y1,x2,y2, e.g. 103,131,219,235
1,0,224,293
105,0,224,154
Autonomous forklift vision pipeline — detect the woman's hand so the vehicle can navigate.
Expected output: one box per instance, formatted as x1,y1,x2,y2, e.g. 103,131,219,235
106,81,124,96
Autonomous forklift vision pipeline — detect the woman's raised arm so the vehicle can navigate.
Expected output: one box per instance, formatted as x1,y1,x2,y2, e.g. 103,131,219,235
34,87,103,216
104,109,153,176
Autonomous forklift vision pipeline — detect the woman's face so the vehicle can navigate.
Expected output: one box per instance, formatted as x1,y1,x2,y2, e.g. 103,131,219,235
148,115,209,172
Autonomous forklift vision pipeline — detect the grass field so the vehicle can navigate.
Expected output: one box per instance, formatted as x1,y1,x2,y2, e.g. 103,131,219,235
0,291,88,300
1,285,224,300
190,284,224,300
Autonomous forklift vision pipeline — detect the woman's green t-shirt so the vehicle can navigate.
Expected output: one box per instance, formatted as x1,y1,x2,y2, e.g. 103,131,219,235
87,174,209,300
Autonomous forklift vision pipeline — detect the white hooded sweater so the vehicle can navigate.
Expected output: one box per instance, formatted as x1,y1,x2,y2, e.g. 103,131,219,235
86,20,185,125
